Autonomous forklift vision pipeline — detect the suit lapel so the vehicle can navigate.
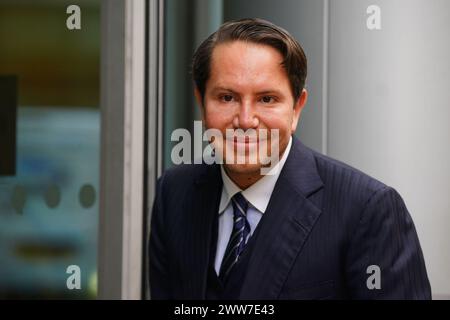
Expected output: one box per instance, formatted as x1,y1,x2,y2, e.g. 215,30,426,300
187,164,222,299
239,137,324,299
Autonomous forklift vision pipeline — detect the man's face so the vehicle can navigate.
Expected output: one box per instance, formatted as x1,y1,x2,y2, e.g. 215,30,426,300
195,40,307,177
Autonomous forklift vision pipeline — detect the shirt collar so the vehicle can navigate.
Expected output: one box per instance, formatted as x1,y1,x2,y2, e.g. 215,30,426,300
219,136,293,214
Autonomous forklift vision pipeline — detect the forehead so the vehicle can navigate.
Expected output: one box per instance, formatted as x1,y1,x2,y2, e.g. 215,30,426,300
208,41,289,90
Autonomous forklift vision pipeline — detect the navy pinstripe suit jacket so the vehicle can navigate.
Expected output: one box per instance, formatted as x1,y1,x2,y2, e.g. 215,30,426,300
149,136,431,299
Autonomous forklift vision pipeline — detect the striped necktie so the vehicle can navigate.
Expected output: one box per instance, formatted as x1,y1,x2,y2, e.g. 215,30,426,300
219,192,251,281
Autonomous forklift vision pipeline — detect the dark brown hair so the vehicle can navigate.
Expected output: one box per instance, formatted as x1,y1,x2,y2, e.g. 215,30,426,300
192,18,307,102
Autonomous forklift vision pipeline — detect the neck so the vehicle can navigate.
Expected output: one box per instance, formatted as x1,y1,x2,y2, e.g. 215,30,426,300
224,167,263,190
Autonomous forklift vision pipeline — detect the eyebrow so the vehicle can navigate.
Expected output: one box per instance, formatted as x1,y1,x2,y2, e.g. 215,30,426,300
210,87,284,96
210,87,237,94
255,90,284,96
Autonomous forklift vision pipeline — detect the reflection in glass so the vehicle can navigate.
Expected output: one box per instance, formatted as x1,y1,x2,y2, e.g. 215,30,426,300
79,184,96,209
44,185,61,209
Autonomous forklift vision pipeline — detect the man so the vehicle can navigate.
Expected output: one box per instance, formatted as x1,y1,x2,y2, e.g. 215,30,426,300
149,18,431,299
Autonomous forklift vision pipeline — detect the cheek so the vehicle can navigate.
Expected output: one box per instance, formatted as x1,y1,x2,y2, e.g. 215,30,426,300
260,109,293,133
204,115,225,133
204,106,234,129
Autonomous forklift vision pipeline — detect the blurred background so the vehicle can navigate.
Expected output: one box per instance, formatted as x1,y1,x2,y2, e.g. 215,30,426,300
0,0,100,299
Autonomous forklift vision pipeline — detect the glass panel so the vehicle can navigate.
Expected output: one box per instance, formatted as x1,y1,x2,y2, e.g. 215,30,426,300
0,0,100,299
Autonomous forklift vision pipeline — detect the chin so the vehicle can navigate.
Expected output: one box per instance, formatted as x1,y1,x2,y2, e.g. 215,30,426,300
223,162,263,175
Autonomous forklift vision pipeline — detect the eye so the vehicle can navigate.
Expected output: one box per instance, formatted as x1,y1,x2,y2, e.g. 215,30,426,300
220,94,234,102
260,96,275,104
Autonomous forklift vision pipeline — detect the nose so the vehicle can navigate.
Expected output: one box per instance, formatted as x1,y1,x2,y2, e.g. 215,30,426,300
233,99,259,130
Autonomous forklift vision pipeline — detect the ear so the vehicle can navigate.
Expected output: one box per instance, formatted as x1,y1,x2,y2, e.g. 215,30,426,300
291,88,308,133
194,86,206,122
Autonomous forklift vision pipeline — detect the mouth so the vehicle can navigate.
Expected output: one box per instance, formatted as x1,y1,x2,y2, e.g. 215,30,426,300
223,137,269,154
225,135,268,143
232,136,257,144
226,138,266,149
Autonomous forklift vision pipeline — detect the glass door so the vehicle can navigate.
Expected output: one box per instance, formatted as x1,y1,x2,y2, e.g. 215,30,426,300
0,0,101,299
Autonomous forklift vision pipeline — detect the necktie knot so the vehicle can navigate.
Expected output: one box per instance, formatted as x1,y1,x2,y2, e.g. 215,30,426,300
231,192,249,219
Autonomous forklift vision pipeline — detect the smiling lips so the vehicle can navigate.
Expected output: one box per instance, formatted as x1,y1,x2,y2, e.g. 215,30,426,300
227,136,268,144
233,136,257,143
225,137,269,154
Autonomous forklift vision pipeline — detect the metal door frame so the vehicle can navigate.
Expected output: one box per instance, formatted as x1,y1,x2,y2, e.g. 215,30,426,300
98,0,163,300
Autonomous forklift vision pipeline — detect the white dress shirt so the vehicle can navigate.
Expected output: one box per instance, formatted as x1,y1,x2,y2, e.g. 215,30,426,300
214,137,293,274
